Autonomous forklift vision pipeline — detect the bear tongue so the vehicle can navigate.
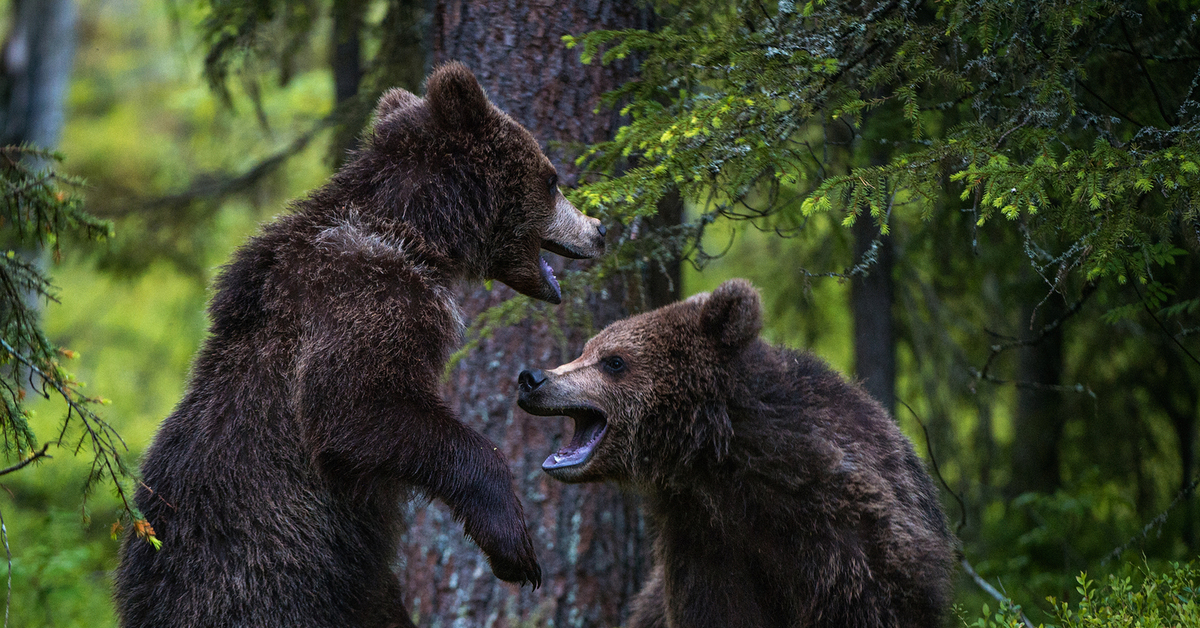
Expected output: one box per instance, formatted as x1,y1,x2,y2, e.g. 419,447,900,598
543,415,606,470
539,255,561,301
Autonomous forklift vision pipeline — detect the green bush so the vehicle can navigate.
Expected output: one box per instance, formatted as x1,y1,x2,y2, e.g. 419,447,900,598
964,561,1199,628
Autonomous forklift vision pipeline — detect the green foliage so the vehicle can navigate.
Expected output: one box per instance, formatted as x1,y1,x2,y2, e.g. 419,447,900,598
0,0,340,622
0,146,149,536
569,0,1199,303
564,0,1200,619
965,561,1200,628
2,0,1195,624
64,0,336,277
3,508,119,628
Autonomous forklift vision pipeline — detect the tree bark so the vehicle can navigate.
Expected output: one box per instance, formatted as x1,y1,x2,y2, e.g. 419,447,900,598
399,3,648,627
644,189,683,309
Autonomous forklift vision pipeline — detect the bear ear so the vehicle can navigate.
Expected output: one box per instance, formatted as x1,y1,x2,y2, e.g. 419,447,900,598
424,61,491,131
374,88,420,121
699,279,763,350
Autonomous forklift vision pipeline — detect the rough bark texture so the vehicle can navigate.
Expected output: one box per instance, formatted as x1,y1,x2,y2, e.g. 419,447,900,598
398,3,650,627
431,0,642,187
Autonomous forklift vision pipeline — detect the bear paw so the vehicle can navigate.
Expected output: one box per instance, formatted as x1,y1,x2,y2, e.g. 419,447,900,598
484,531,542,589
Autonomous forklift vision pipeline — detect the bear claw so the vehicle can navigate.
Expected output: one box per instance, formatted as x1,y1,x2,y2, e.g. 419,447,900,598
489,552,542,589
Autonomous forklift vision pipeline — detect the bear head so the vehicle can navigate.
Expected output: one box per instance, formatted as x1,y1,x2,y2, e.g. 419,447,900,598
517,279,763,484
357,62,605,304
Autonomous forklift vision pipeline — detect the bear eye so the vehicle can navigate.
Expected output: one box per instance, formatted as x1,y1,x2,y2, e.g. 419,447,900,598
547,174,558,194
601,356,626,375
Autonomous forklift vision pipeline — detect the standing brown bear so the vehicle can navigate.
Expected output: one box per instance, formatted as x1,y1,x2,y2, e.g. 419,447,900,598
114,63,605,628
518,279,954,628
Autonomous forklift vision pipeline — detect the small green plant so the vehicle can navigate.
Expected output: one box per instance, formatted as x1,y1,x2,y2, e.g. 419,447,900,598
964,561,1199,628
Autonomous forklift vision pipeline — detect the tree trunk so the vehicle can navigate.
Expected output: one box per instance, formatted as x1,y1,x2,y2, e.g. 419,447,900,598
331,0,365,108
399,3,648,627
644,189,683,309
1008,297,1066,496
328,0,426,167
851,215,895,417
1,0,76,148
1,0,76,377
834,116,896,418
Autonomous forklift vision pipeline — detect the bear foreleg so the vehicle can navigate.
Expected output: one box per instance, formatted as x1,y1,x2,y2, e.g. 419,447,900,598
295,334,541,588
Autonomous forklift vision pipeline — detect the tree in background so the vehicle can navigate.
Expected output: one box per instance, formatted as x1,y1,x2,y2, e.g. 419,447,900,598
403,3,652,625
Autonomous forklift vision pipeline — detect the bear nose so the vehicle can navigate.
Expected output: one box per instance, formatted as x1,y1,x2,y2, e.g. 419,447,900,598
518,369,547,393
596,224,607,237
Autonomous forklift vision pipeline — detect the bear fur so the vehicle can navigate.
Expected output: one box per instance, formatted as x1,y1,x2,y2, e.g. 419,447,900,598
114,62,605,628
517,279,954,628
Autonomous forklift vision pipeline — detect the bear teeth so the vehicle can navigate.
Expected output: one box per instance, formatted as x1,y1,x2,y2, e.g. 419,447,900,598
539,255,561,297
543,411,606,471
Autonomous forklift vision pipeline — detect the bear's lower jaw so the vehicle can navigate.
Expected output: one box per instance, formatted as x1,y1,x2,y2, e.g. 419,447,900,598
538,255,562,303
493,255,562,304
542,408,607,475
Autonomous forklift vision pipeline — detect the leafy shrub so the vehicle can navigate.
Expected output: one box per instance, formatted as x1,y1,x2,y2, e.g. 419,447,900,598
964,561,1199,628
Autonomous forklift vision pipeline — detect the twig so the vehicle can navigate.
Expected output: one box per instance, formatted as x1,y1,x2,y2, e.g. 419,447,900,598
1132,280,1200,369
1102,475,1200,566
960,556,1036,628
898,400,967,537
0,443,51,477
0,339,140,525
976,283,1097,383
1119,19,1175,127
138,126,324,212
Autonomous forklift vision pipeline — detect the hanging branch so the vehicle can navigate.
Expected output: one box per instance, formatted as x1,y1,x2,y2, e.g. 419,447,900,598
1101,475,1200,566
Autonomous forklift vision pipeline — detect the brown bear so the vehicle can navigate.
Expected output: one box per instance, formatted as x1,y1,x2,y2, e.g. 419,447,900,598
517,279,954,628
114,62,605,628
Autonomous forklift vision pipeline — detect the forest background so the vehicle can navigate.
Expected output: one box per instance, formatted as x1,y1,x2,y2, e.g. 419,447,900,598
1,0,1198,626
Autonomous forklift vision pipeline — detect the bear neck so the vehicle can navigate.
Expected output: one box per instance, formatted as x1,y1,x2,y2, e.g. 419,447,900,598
641,344,841,518
309,155,494,281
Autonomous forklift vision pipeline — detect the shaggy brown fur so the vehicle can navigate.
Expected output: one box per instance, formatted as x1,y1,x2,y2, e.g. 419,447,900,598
518,279,954,628
114,62,604,628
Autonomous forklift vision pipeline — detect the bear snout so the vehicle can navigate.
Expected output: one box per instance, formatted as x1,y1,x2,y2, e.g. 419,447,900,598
518,369,547,393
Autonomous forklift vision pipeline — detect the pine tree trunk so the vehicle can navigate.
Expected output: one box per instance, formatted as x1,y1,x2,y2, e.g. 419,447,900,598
398,3,649,627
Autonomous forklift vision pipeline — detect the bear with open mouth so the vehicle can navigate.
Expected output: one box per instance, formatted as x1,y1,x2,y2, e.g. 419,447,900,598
518,279,954,628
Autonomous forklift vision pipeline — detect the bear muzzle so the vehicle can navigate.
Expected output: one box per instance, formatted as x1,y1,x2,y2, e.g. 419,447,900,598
516,370,608,478
541,196,605,260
